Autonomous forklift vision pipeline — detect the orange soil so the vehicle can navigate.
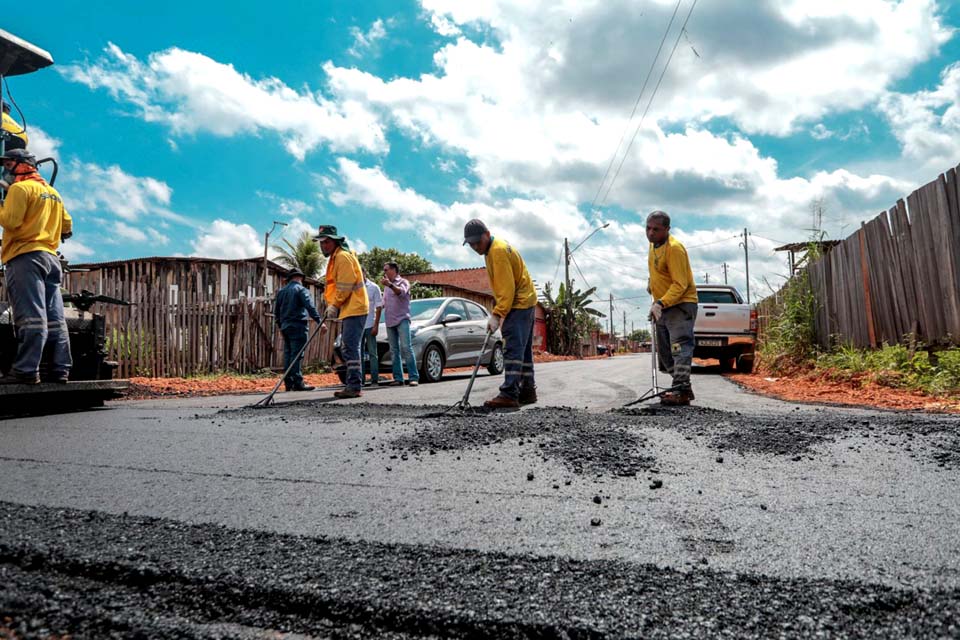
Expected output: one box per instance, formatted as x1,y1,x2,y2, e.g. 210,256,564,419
124,353,599,400
727,368,960,414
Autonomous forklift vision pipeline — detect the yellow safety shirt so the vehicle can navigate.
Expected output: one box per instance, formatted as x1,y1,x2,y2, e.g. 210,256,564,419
484,236,537,317
0,179,71,265
324,245,369,319
647,235,698,308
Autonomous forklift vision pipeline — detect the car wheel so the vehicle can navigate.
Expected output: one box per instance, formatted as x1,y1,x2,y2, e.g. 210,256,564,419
487,342,504,375
421,343,445,383
719,356,736,372
736,356,755,374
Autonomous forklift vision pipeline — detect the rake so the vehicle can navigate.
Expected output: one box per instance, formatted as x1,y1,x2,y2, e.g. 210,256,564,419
251,322,325,408
623,317,679,407
429,330,495,417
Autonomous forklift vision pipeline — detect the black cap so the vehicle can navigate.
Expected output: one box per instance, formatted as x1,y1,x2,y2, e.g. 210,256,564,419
286,268,305,280
462,218,489,245
0,148,35,165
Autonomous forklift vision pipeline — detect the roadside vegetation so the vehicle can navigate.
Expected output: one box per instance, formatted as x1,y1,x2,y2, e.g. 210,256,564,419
757,243,960,399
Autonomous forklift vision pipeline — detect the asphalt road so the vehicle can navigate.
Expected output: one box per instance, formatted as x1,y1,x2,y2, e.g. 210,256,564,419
2,355,959,638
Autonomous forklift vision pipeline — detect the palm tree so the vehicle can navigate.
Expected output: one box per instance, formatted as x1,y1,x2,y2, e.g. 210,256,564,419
541,281,605,356
272,231,326,279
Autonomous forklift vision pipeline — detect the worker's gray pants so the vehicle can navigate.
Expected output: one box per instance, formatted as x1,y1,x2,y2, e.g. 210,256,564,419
655,302,697,390
499,306,536,400
5,250,72,378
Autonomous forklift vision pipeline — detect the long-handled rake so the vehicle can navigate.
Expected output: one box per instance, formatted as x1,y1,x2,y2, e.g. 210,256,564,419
428,330,494,417
251,322,325,408
623,317,678,407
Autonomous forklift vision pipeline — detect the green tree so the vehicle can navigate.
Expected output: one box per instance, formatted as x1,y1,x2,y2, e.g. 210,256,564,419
628,328,652,342
358,247,432,279
272,231,326,279
541,281,605,356
410,282,443,299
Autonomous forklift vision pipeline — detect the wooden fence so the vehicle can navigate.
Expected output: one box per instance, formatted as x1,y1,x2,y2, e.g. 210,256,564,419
804,162,960,348
94,291,339,378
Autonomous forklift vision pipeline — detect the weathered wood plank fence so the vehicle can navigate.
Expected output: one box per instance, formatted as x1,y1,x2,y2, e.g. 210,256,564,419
797,162,960,348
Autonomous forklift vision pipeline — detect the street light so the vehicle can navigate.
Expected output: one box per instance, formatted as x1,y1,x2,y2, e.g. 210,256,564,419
263,220,288,295
563,222,610,355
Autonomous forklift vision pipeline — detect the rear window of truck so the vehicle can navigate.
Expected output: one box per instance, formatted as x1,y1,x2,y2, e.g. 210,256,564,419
698,290,739,304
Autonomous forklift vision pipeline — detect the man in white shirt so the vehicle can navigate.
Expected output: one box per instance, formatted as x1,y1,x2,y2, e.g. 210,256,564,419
362,272,384,386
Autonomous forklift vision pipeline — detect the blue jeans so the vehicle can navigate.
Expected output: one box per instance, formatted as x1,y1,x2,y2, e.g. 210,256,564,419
5,251,71,378
386,319,419,383
340,315,365,392
655,302,698,389
362,327,380,384
499,306,535,400
281,325,307,389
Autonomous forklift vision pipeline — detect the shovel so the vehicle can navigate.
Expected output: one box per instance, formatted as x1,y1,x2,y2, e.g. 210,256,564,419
623,317,678,407
251,322,325,408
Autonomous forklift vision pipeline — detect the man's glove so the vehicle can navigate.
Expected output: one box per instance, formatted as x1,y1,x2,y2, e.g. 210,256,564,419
61,231,72,241
486,314,501,333
325,305,340,320
649,301,664,322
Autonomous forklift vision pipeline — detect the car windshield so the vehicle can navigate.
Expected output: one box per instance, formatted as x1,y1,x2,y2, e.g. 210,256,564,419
409,298,446,322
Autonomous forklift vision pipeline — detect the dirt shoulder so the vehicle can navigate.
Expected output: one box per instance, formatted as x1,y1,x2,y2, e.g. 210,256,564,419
727,369,960,414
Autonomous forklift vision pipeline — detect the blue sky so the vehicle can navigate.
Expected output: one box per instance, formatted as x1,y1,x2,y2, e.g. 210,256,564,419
9,0,960,325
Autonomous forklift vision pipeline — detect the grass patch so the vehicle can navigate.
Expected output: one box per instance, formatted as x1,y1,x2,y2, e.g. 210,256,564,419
815,344,960,397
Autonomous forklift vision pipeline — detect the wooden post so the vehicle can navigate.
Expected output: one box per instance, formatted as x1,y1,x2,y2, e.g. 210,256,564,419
859,224,877,348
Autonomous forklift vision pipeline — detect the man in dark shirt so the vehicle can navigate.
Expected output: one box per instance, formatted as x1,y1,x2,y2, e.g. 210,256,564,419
273,268,322,391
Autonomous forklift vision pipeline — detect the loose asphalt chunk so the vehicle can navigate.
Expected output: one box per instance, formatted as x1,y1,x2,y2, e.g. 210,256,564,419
1,502,959,639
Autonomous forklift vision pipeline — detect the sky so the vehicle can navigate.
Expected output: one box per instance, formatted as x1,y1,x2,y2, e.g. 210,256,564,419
9,0,960,328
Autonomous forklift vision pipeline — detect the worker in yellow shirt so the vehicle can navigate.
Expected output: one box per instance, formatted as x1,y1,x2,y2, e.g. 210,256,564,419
0,148,72,384
646,210,698,405
315,224,369,399
464,218,538,409
1,101,28,152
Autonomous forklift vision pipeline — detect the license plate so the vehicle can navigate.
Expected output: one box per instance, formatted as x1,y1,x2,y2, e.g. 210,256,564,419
698,339,722,347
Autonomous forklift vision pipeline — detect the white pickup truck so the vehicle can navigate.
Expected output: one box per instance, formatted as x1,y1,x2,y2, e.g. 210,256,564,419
693,285,757,373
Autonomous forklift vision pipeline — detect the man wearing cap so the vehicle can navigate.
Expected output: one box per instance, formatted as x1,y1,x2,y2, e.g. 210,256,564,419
315,225,369,399
0,148,72,384
273,268,322,392
464,219,538,409
646,210,698,406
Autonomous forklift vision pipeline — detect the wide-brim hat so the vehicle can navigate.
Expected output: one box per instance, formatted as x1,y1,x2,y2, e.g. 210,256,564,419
285,267,305,279
314,224,345,242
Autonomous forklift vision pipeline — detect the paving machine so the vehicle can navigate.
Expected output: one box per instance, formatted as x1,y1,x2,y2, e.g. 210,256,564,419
0,29,130,413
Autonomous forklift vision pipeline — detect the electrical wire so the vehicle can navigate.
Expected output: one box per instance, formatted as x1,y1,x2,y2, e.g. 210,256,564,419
3,78,27,135
598,0,699,209
569,252,592,290
586,0,682,215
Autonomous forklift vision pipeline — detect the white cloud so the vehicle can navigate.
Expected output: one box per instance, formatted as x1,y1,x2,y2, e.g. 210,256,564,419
61,43,388,160
63,160,193,227
60,238,95,261
879,61,960,174
256,191,315,218
348,19,388,58
190,219,262,259
113,221,148,242
28,126,61,160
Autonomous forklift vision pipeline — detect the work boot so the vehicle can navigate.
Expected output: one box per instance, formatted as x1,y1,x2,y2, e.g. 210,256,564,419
41,375,69,384
0,372,40,385
661,387,694,406
334,388,362,399
484,394,520,409
292,384,316,392
518,385,538,406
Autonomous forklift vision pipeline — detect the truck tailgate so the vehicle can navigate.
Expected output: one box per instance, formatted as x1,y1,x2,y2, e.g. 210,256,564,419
696,304,752,334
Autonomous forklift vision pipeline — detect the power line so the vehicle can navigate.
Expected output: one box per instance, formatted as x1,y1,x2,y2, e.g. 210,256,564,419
569,252,592,290
598,0,699,209
586,0,683,215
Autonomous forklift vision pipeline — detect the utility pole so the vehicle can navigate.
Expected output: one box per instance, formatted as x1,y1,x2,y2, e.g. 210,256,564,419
703,272,710,284
740,228,751,303
608,293,613,342
722,262,729,284
623,309,627,345
564,238,572,353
